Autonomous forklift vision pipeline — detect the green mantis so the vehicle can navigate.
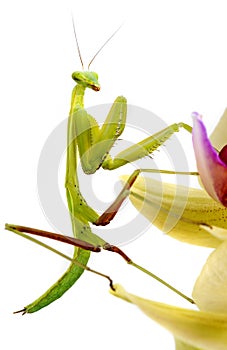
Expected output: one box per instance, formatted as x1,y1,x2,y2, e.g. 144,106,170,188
5,26,194,313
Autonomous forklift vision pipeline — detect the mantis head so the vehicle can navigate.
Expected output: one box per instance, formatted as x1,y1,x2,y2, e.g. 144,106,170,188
71,17,121,91
72,71,100,91
71,19,121,92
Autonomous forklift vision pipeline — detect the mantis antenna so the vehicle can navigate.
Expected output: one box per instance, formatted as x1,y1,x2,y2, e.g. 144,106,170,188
71,15,84,70
88,24,123,70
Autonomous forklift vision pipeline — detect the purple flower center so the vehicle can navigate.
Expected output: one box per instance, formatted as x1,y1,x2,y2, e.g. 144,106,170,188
219,145,227,166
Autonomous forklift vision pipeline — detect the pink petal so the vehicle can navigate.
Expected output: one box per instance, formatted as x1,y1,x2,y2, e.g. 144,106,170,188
192,112,227,207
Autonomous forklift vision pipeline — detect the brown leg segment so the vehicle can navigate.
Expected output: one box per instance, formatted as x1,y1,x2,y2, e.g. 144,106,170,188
94,170,140,226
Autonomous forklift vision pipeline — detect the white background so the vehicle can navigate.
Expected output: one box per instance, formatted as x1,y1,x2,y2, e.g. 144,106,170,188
0,0,227,349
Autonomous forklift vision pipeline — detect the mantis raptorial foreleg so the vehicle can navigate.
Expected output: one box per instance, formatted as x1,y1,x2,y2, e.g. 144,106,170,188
74,95,127,174
101,123,192,170
74,91,191,175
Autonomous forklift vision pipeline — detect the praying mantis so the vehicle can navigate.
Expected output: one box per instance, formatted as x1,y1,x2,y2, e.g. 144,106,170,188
5,25,195,314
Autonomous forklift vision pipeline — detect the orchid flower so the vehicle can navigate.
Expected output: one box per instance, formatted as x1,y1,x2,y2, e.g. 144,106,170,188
111,110,227,349
192,111,227,207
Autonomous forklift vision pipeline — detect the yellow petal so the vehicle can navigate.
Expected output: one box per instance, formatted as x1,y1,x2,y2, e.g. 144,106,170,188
122,175,227,248
200,224,227,241
175,338,203,350
111,284,227,350
210,108,227,151
193,240,227,313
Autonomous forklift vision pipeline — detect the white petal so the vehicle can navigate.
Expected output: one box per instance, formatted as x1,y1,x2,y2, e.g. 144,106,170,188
193,240,227,313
